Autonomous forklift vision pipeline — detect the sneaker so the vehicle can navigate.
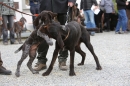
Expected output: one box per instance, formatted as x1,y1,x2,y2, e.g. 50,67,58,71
59,62,68,71
10,41,18,44
3,42,8,45
34,63,47,71
115,31,120,34
91,32,95,36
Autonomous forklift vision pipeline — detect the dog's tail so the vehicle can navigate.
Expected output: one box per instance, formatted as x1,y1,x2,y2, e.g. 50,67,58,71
14,45,23,53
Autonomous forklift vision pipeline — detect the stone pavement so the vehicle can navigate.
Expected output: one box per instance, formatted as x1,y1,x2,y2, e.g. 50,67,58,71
0,31,130,86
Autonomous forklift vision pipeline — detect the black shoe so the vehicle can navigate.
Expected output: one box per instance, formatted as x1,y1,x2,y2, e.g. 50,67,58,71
0,66,12,75
10,41,18,44
3,42,8,45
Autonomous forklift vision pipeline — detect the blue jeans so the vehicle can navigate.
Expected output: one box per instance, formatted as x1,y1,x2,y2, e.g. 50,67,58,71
84,10,96,35
84,10,96,28
115,9,128,32
2,15,15,43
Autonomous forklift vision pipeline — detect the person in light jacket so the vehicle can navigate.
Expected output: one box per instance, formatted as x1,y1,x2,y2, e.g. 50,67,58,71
100,0,115,32
0,0,16,45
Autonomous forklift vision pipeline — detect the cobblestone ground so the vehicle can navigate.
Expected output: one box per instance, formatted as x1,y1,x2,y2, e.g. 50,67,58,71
0,31,130,86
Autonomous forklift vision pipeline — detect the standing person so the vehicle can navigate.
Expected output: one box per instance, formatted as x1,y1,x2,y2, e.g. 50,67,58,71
34,0,75,71
100,0,115,32
126,1,130,31
80,0,98,36
29,0,40,29
0,0,16,45
115,0,129,34
0,52,12,75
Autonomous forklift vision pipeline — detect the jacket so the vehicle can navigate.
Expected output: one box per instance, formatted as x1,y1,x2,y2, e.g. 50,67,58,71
0,0,15,16
80,0,98,10
29,0,39,6
116,0,127,10
39,0,75,13
100,0,114,13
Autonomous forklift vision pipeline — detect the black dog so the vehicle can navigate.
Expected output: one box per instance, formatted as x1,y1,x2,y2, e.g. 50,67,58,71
34,11,102,76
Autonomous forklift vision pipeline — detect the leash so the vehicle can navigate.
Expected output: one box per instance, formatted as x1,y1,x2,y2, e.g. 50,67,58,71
65,6,71,25
0,2,35,16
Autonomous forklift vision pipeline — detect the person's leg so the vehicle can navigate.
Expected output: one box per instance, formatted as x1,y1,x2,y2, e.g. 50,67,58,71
126,9,130,30
2,15,8,45
87,10,96,28
115,10,122,33
8,15,16,44
34,41,49,71
0,52,12,75
30,6,36,29
104,13,110,32
83,10,91,28
120,9,128,32
57,13,68,70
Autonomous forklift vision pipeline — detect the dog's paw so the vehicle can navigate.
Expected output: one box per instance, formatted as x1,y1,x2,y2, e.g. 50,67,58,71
42,72,50,76
96,66,102,70
69,71,76,76
15,72,20,77
77,63,84,66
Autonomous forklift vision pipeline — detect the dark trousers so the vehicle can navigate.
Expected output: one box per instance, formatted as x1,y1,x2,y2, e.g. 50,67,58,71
30,5,39,29
2,15,15,43
0,53,3,67
37,13,68,64
104,13,112,31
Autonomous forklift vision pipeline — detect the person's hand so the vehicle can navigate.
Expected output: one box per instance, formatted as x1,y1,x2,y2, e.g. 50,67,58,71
68,2,73,7
93,6,98,10
80,10,82,13
14,16,16,19
0,17,2,21
126,1,129,5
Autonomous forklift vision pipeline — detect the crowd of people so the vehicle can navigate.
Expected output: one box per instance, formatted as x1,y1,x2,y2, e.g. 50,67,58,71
0,0,130,75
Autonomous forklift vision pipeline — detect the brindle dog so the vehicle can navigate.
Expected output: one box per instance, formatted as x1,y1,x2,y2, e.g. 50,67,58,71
14,11,56,77
14,17,28,44
34,11,102,76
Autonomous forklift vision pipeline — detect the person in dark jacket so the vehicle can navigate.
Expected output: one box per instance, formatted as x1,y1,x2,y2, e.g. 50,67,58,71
34,0,75,71
0,52,12,75
29,0,40,29
126,1,130,31
115,0,129,34
80,0,98,36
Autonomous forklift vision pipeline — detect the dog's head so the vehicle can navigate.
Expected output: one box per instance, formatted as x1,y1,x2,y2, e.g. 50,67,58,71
33,10,57,27
38,23,64,48
20,17,27,23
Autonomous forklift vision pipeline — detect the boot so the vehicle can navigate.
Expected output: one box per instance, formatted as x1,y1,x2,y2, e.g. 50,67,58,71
34,63,47,71
0,66,12,75
59,61,68,71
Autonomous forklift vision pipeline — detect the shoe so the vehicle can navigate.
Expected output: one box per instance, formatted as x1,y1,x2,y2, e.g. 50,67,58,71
3,42,8,45
0,66,12,75
10,41,18,44
90,32,95,36
115,31,120,34
34,63,47,71
59,62,68,71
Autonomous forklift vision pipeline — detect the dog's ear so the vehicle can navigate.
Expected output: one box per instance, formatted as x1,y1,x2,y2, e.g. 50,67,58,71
48,11,57,19
33,15,41,26
56,32,64,48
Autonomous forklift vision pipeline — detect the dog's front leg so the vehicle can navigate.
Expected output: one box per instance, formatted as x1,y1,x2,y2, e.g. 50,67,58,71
42,47,59,76
69,48,76,76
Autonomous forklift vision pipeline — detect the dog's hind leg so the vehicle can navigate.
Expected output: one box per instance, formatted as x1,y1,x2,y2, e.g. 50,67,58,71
75,44,86,66
15,45,30,77
27,46,39,74
84,41,102,70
